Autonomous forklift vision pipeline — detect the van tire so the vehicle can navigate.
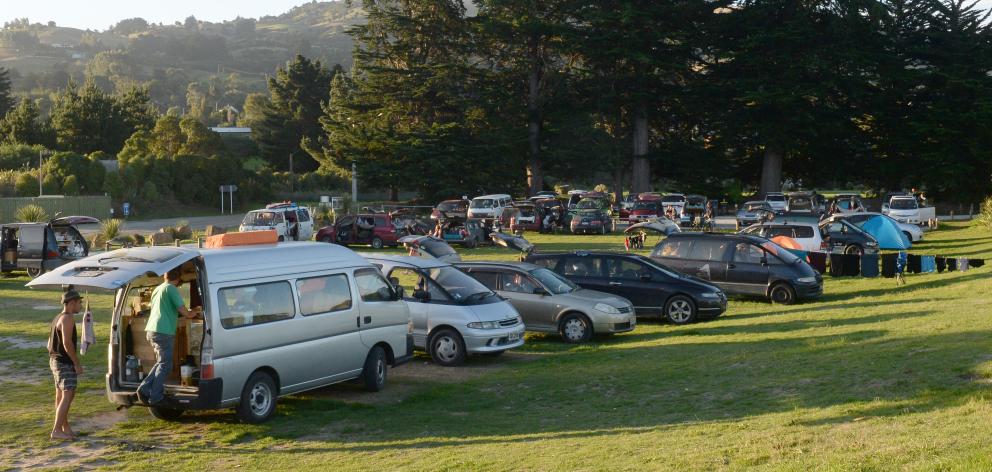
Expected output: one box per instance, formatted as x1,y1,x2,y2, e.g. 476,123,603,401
371,237,384,249
278,236,285,242
361,346,388,392
844,244,863,256
149,406,184,421
665,295,697,325
559,313,592,343
769,283,797,305
26,267,44,278
236,371,277,424
428,328,466,367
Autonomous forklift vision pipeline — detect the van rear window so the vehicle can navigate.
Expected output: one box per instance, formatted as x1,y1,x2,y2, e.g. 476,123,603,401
297,274,352,316
218,281,296,329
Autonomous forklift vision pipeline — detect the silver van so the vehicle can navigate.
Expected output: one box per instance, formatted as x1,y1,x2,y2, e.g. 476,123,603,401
367,255,524,366
28,243,413,423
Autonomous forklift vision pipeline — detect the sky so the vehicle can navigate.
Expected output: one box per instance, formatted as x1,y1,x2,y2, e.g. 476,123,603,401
0,0,315,31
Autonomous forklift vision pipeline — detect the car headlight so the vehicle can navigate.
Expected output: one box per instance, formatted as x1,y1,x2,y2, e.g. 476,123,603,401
796,276,817,283
467,321,501,329
594,303,620,314
866,241,878,247
700,292,720,299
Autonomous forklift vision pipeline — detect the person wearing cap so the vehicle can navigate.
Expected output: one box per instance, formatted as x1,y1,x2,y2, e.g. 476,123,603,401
48,289,83,440
136,267,202,405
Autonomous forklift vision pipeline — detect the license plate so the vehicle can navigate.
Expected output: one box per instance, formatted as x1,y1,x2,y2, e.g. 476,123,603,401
508,332,520,341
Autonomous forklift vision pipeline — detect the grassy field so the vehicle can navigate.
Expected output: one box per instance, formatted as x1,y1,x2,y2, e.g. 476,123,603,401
1,221,990,470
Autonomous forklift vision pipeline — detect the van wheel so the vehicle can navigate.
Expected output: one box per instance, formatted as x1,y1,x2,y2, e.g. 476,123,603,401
278,236,285,242
236,371,277,424
770,283,796,305
559,313,592,343
361,346,388,392
371,237,384,249
149,406,184,421
844,244,863,256
26,267,44,278
428,328,466,367
665,295,697,325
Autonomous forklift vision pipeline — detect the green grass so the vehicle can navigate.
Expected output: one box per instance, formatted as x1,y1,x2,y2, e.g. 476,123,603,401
1,221,990,470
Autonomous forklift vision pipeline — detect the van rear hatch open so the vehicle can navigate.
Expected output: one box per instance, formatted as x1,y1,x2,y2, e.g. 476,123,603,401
26,247,200,290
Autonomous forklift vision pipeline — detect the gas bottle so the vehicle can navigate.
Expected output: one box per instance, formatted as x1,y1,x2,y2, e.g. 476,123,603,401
125,355,139,382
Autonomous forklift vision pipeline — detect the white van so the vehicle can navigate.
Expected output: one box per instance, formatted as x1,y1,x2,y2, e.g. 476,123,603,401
28,242,413,423
467,194,513,220
240,202,314,241
367,255,525,367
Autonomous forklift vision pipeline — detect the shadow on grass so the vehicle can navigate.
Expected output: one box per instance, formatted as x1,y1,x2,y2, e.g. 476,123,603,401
189,327,989,453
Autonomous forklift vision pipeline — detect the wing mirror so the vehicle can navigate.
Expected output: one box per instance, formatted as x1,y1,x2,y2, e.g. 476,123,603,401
532,287,549,296
640,273,652,281
413,289,430,302
760,256,769,266
392,285,405,300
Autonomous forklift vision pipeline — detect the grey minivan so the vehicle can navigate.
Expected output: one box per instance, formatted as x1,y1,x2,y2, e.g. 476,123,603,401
456,261,636,343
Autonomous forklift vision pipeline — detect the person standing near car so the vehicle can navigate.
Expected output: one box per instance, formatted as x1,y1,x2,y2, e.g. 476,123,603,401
48,289,84,440
136,268,201,405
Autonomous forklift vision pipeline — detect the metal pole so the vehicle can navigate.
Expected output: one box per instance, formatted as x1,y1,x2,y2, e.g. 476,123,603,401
220,188,224,214
289,153,294,193
38,150,43,196
351,162,358,213
229,190,234,214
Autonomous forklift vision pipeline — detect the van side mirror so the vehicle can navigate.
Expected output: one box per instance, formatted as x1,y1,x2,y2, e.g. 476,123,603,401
532,287,549,296
640,273,652,281
760,256,768,266
392,285,405,300
413,289,430,302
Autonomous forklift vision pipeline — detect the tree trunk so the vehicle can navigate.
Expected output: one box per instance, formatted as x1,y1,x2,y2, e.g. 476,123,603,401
390,186,399,202
630,105,651,193
526,32,543,195
758,144,784,198
612,166,624,208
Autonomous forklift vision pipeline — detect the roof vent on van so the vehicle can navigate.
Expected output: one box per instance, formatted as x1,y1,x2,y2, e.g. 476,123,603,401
205,230,279,248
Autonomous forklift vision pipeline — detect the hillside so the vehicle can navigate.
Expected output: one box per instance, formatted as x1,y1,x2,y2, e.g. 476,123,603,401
0,1,363,113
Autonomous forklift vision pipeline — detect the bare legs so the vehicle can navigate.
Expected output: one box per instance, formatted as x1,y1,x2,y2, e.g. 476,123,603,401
51,387,76,440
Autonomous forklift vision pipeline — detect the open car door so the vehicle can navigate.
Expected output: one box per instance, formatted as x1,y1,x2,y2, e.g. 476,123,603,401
50,216,100,226
26,246,200,291
625,219,681,236
489,232,535,255
398,235,462,262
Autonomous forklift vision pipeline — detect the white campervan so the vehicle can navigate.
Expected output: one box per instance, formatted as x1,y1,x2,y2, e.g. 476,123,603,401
28,242,413,423
467,194,513,220
239,202,314,241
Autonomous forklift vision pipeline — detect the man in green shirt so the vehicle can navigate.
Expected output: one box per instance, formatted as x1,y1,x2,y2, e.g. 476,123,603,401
137,267,201,405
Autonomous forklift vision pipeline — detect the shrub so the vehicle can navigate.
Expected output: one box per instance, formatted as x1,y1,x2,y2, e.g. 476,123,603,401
62,175,80,196
593,184,609,194
979,195,992,231
42,173,60,194
0,170,18,197
93,218,123,247
15,171,36,196
16,204,48,222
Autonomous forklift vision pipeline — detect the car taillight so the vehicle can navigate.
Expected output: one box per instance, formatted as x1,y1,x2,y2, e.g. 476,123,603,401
47,250,59,258
820,241,829,250
200,348,214,379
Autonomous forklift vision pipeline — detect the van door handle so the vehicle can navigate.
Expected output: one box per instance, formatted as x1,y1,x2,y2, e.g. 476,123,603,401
356,316,360,328
609,282,622,286
363,316,372,324
728,264,736,269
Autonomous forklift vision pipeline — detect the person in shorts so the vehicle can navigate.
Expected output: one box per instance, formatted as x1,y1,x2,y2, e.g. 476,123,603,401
48,289,84,440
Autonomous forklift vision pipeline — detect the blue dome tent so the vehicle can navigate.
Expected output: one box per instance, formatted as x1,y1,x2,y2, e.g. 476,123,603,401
861,216,911,250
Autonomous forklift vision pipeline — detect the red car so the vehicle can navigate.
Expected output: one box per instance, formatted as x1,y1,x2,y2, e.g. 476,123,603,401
431,199,469,220
316,213,404,249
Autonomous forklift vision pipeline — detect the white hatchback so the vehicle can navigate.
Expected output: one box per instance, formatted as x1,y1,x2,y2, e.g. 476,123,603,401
739,222,825,252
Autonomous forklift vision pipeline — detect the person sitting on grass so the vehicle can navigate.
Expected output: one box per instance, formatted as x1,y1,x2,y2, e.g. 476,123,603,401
48,289,84,441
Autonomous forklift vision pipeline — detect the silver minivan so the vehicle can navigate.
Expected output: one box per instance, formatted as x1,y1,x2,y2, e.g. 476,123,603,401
28,243,413,423
456,261,636,343
368,255,525,366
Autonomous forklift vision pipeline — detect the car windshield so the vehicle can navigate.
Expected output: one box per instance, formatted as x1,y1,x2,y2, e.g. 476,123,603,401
438,201,466,211
242,211,279,226
662,196,685,203
766,195,786,202
576,199,601,209
687,196,706,205
426,266,493,302
518,207,536,217
758,240,800,263
632,201,658,210
744,202,769,212
529,268,578,294
470,199,495,209
890,198,918,210
789,198,812,208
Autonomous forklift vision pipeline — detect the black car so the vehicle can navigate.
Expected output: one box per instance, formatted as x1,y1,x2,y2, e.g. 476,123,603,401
649,233,823,304
569,198,613,234
1,216,99,278
818,218,879,255
523,251,726,324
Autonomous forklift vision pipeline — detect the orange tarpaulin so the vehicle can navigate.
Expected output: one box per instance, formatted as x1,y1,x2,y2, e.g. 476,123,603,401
771,235,803,250
205,230,278,248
